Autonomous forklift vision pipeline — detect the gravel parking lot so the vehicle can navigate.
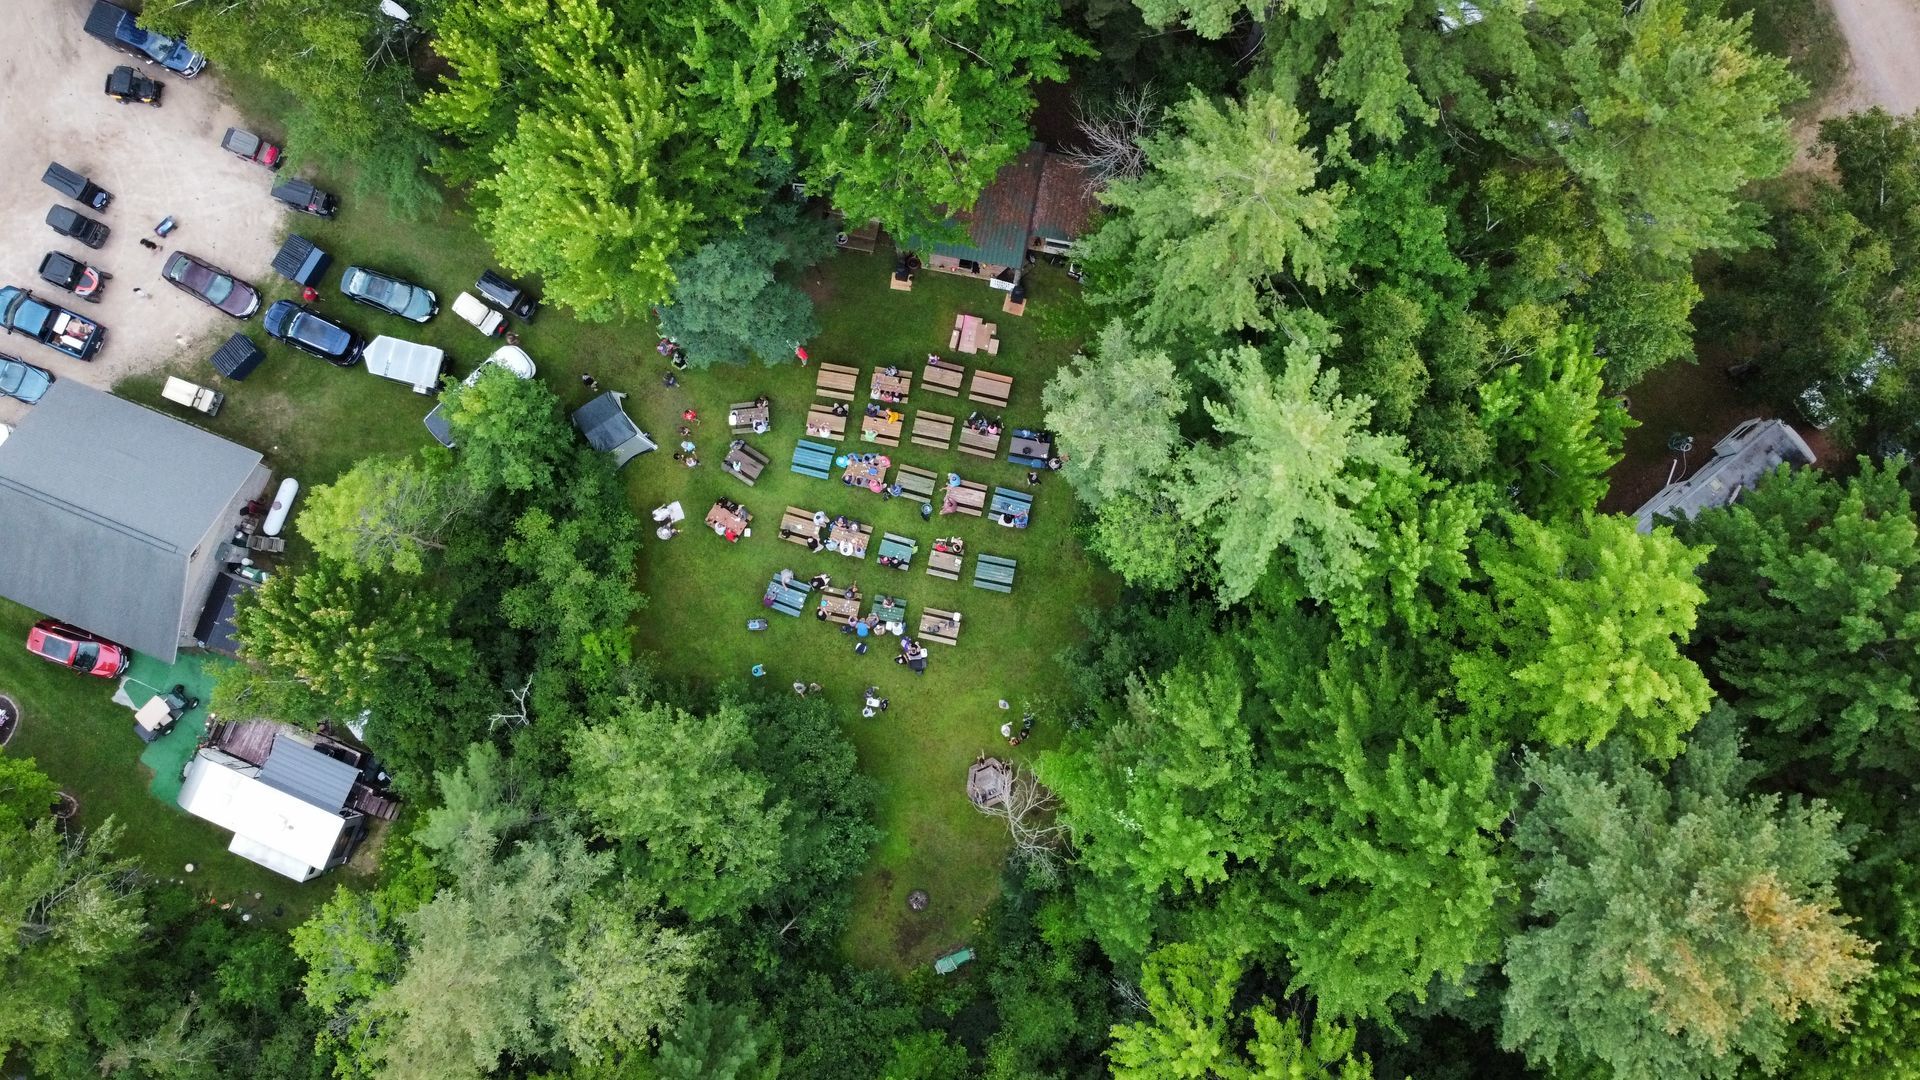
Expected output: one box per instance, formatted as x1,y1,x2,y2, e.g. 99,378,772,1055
0,0,284,425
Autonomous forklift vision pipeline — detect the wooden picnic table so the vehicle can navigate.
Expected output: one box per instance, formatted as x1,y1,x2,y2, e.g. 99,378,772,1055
728,402,770,433
860,411,902,446
927,547,963,580
806,404,847,439
724,443,767,484
829,520,870,558
920,609,962,644
870,370,913,402
1009,434,1051,460
842,455,889,490
818,592,860,620
923,361,965,396
705,502,750,536
952,314,987,354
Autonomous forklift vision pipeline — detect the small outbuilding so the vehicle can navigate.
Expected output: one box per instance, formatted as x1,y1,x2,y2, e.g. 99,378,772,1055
571,391,656,468
177,731,367,881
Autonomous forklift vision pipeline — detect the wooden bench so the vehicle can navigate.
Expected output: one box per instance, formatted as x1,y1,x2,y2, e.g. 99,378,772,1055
728,400,771,435
990,487,1034,528
762,575,813,616
968,370,1013,408
957,426,1002,458
922,363,965,397
780,506,821,546
723,441,769,487
911,410,955,450
926,544,963,581
941,478,987,517
790,439,836,480
860,411,902,447
817,588,861,621
877,532,918,568
972,554,1017,593
919,608,963,646
805,404,847,440
895,464,938,502
816,363,860,401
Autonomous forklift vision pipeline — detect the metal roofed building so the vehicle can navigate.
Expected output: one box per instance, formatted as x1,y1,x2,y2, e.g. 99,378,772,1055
1632,418,1817,533
0,381,270,660
915,142,1098,288
178,732,366,881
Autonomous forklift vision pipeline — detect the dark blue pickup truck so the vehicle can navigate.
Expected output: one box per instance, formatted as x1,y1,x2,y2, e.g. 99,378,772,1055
84,1,206,78
0,287,105,362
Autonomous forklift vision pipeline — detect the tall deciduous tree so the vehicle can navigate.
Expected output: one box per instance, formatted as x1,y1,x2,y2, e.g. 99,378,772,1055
1108,943,1376,1079
299,456,471,577
1042,319,1188,505
1084,89,1347,338
566,698,787,920
1478,325,1635,520
1502,710,1873,1078
1450,512,1712,757
659,202,833,368
1682,460,1920,779
1177,344,1410,606
797,0,1086,239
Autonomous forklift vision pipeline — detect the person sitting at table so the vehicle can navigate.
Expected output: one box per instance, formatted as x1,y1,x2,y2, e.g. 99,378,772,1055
806,536,824,552
755,394,769,408
831,401,850,417
809,573,831,589
846,582,861,601
816,606,829,621
752,418,769,434
884,365,899,377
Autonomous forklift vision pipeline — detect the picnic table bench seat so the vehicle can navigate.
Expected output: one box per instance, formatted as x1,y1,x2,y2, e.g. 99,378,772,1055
790,439,836,480
895,464,938,501
780,506,822,545
926,546,963,581
941,477,987,517
920,608,963,646
723,441,770,486
968,370,1013,408
877,532,918,567
972,554,1017,593
922,363,965,397
816,363,860,401
763,575,813,616
871,595,909,625
957,426,1002,458
911,410,955,450
728,400,771,435
990,487,1034,528
805,404,847,440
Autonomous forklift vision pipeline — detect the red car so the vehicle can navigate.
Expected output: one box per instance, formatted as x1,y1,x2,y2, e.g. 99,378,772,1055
26,619,129,678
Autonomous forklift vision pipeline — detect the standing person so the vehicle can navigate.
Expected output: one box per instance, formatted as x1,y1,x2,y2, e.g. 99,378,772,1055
795,345,810,367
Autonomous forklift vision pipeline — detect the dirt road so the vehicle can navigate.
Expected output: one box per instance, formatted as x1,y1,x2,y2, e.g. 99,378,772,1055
0,0,284,426
1823,0,1920,116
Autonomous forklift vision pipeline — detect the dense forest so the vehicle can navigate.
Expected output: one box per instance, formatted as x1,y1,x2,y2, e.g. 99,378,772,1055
6,0,1920,1076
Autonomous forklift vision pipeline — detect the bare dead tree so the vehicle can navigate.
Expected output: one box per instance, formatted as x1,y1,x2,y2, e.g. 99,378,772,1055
975,765,1069,884
487,678,534,734
1062,86,1161,184
1111,975,1149,1015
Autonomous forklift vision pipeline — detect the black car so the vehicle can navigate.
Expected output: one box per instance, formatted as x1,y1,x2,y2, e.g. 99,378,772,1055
263,301,362,366
269,178,337,219
45,206,109,249
83,1,206,77
104,65,162,105
475,270,537,321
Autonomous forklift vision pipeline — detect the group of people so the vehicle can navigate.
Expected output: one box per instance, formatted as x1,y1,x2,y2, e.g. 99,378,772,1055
895,636,929,673
965,411,1002,436
999,712,1035,746
709,497,748,542
861,687,892,717
875,366,907,404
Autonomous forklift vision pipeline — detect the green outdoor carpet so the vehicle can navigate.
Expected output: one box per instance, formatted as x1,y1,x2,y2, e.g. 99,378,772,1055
117,652,222,805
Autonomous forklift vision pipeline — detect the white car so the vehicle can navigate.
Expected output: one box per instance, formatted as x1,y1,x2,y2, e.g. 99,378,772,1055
451,291,505,337
423,345,538,447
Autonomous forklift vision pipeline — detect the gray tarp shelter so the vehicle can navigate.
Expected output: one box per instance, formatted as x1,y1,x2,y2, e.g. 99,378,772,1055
0,382,269,660
571,391,655,468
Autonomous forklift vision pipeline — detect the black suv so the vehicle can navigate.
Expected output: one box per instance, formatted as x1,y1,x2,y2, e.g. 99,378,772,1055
263,301,363,366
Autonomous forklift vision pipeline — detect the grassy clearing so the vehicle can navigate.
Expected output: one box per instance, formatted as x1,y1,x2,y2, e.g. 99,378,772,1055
625,256,1109,968
94,170,1112,969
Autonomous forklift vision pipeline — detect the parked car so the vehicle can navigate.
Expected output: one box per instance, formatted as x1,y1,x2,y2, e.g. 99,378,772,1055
45,206,109,249
220,128,281,169
37,252,110,303
263,301,362,366
451,291,505,336
0,286,105,361
475,270,538,321
341,266,436,322
269,178,337,218
161,251,260,318
83,1,206,77
42,163,112,212
424,345,537,448
104,64,162,105
0,353,54,405
25,619,130,678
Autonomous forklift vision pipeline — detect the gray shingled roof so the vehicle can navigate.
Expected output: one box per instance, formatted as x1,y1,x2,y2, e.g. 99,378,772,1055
259,734,359,812
0,382,263,659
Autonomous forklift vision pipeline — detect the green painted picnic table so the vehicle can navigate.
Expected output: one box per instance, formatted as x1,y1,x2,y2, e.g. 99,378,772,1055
934,947,974,974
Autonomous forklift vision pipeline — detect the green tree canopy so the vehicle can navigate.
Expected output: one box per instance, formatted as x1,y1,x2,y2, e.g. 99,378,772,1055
658,201,833,368
1042,319,1189,505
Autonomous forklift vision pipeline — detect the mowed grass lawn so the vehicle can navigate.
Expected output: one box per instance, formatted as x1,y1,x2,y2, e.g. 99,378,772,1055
53,176,1113,967
625,258,1111,967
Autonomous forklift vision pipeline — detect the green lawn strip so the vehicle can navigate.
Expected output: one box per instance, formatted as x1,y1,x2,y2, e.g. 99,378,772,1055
0,599,327,923
626,256,1110,968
